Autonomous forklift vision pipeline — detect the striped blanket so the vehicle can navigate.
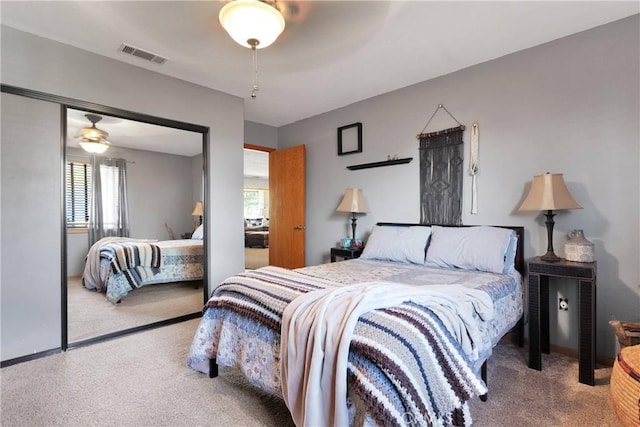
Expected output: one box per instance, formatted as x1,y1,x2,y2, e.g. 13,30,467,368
99,241,161,289
203,267,489,426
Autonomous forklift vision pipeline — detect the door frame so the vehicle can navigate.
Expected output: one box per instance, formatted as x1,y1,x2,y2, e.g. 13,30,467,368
243,144,274,268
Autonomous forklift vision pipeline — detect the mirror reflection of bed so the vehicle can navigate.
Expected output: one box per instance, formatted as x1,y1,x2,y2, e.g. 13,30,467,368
65,108,205,343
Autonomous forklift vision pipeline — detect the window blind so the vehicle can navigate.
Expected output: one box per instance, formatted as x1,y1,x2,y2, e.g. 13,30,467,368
66,161,92,228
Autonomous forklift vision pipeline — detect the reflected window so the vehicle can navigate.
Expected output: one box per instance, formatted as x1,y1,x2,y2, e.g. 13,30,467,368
66,160,92,229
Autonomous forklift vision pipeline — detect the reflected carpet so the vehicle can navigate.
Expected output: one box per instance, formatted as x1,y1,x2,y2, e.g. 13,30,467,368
67,276,204,342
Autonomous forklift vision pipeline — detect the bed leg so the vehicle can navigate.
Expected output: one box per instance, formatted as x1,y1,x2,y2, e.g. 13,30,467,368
517,316,525,348
479,361,488,402
209,358,219,378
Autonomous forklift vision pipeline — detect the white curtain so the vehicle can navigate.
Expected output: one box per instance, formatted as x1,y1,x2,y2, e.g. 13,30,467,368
88,156,130,247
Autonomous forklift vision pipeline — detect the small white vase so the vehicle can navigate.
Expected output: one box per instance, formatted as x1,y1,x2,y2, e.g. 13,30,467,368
564,229,595,262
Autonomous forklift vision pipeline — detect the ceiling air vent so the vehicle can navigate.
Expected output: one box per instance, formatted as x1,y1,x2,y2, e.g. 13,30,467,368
118,43,168,65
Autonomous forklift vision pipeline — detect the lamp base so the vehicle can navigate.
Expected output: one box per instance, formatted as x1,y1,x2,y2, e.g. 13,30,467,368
541,210,561,263
540,250,562,263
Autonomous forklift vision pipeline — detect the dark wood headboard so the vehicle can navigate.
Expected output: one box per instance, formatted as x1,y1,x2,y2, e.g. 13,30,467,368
375,223,525,276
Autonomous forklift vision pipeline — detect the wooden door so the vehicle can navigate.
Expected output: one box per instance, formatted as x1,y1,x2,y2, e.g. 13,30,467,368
269,145,306,268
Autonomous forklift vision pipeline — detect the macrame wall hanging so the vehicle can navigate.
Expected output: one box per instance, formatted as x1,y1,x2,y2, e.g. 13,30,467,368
417,104,466,225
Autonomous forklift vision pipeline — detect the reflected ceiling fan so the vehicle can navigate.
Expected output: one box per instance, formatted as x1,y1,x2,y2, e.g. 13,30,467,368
77,114,111,154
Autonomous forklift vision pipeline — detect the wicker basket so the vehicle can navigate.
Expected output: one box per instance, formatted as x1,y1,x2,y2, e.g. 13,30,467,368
610,344,640,427
610,320,640,348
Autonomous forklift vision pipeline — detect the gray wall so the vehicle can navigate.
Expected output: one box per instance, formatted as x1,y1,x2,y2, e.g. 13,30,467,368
66,146,201,276
1,25,245,361
278,16,640,359
245,120,278,149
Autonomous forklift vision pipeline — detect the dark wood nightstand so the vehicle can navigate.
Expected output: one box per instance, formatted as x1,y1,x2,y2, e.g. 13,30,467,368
527,256,597,385
330,247,363,262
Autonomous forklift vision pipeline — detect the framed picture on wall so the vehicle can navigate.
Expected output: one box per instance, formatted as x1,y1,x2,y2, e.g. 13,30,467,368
337,122,363,155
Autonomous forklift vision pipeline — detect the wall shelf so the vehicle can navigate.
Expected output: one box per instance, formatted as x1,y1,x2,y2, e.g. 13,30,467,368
347,157,413,170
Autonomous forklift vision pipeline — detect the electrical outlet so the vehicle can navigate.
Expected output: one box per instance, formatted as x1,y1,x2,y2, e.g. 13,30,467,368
559,298,569,311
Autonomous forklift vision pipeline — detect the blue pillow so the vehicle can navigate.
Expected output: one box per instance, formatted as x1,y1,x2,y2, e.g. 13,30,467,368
425,226,514,274
360,225,432,264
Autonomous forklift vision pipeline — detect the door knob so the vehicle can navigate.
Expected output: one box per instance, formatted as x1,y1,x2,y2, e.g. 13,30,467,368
293,225,306,230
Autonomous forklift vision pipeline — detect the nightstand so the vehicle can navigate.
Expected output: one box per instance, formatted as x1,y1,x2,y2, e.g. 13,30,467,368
330,247,363,262
527,256,597,385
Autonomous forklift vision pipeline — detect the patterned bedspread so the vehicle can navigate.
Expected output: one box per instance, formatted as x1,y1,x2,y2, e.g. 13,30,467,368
188,263,522,426
84,239,204,303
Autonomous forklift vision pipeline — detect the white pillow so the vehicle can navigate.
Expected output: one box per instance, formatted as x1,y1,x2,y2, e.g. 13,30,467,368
192,224,204,240
360,225,431,264
425,226,514,274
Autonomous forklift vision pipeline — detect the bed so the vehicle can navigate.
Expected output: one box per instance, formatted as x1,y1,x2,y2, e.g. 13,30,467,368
187,223,524,426
83,233,204,304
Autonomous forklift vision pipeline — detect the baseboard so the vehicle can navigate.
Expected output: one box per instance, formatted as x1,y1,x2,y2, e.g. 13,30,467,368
499,334,615,367
1,347,62,368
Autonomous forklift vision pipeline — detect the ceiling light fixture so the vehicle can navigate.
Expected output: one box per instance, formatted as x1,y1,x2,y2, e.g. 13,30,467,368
78,114,110,154
219,0,285,98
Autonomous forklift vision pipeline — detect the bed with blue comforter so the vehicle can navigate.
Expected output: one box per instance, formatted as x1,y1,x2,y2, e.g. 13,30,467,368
187,224,524,426
83,237,204,303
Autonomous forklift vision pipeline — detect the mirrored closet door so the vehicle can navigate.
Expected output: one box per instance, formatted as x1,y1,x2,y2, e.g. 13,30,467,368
65,107,207,345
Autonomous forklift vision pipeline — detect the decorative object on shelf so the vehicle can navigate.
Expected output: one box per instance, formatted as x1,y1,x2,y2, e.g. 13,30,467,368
518,173,582,262
337,122,363,156
336,188,367,248
564,229,594,262
347,157,412,170
468,122,479,215
77,114,111,154
219,0,285,99
192,201,204,226
341,237,351,248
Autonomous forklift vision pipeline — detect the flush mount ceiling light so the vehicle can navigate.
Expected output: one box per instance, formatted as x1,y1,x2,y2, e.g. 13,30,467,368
77,114,110,154
219,0,285,49
219,0,285,98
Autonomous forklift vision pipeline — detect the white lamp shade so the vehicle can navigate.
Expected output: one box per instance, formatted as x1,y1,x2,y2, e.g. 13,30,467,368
192,201,204,216
518,173,582,211
79,140,109,154
336,188,367,214
219,0,285,49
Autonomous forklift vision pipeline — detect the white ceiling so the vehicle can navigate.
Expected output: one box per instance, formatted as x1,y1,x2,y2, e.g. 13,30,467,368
2,1,638,128
67,108,203,157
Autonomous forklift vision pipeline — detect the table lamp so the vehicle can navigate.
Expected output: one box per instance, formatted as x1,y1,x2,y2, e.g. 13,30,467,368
336,188,367,248
192,201,204,226
518,173,582,262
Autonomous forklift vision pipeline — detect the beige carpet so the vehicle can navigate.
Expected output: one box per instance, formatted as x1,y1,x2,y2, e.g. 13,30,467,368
0,319,620,426
67,276,204,342
245,247,269,270
469,342,618,426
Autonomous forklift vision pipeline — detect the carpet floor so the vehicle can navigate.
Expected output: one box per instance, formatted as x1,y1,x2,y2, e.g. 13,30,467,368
0,319,620,426
67,276,204,342
245,247,269,270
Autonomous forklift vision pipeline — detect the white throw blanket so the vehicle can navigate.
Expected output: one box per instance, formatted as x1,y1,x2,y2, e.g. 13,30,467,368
82,237,156,291
280,281,493,427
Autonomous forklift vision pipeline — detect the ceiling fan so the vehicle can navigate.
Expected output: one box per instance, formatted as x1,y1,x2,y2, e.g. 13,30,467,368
77,113,111,154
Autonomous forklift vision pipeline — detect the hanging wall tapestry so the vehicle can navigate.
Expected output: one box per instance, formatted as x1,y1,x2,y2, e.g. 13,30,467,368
417,105,465,225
